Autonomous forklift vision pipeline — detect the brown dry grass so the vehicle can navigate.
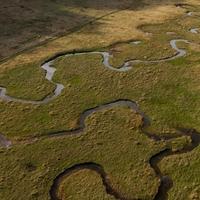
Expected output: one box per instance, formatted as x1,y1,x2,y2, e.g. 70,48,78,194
0,0,133,60
0,1,185,73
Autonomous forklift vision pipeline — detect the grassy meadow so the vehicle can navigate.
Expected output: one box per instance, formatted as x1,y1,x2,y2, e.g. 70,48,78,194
0,107,166,200
1,15,200,139
1,0,200,199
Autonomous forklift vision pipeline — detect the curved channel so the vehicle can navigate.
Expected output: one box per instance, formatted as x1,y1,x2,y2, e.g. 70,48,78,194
0,60,65,104
0,39,189,104
50,162,127,200
1,6,199,199
48,99,200,200
151,128,200,200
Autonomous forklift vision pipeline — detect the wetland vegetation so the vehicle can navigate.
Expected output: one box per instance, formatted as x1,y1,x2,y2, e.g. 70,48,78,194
1,0,200,199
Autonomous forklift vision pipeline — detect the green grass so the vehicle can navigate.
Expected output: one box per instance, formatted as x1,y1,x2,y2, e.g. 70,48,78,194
108,34,177,68
57,169,115,200
1,37,200,139
1,1,200,199
0,107,166,200
0,62,55,101
159,146,200,199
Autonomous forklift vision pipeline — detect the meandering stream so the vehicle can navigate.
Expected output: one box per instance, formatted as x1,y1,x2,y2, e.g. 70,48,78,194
50,162,125,200
48,99,200,200
49,10,200,199
0,5,199,200
0,39,189,104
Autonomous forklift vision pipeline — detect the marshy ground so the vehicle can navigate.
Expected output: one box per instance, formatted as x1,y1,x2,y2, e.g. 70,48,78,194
1,0,200,200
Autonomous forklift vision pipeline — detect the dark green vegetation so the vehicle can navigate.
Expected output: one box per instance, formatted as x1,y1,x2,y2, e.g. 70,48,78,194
1,1,200,200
